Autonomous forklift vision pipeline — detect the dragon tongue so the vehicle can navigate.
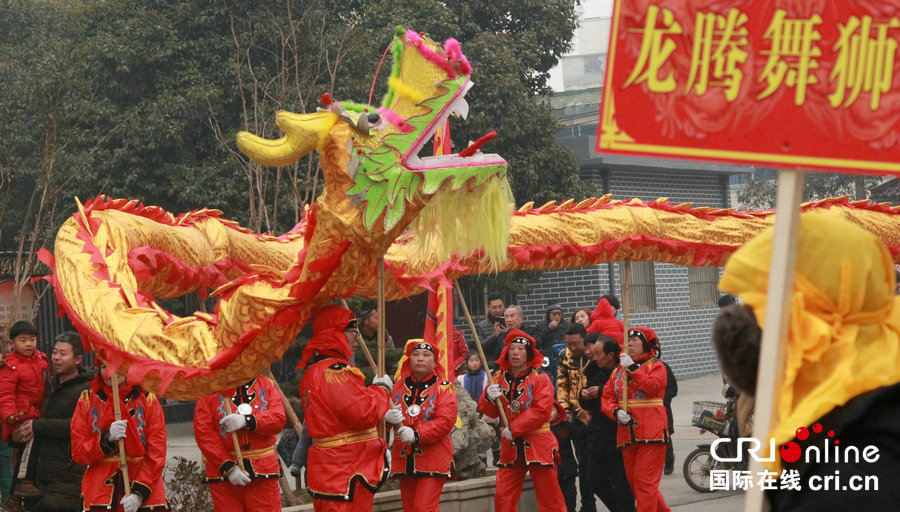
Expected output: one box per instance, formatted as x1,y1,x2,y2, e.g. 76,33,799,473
459,131,497,157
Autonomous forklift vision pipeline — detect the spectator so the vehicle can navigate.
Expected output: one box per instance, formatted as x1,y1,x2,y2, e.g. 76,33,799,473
657,344,678,475
482,306,535,363
580,336,635,512
555,324,595,512
13,332,94,512
475,292,506,348
450,328,468,376
0,320,48,511
571,308,591,330
536,302,570,357
358,307,396,348
456,351,489,403
717,294,737,309
587,297,624,345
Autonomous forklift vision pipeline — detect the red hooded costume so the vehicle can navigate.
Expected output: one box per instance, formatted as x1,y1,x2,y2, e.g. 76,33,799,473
601,326,670,512
390,339,457,512
71,375,168,511
193,375,286,511
587,298,624,345
298,305,390,511
477,329,566,512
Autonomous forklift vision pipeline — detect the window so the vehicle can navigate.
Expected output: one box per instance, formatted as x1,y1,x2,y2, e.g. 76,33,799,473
688,266,719,307
619,261,656,311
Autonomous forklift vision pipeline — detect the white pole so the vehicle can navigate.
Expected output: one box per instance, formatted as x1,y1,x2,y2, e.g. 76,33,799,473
744,169,805,512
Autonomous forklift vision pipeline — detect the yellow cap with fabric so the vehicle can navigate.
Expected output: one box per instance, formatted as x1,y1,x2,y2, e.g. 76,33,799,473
719,213,900,470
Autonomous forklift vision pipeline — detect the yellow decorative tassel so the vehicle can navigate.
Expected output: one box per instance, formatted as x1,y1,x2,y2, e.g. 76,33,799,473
410,175,513,272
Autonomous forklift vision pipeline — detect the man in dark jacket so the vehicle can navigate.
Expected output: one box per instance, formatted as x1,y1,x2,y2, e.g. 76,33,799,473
580,336,635,512
13,332,94,512
537,302,570,358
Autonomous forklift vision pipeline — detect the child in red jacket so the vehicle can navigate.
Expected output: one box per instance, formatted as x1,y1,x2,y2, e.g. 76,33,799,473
0,321,49,507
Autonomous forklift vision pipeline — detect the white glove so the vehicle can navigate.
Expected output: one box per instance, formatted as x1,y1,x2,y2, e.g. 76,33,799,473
384,406,404,425
501,427,514,440
219,413,247,433
227,467,251,486
619,353,634,367
615,409,633,425
486,384,502,400
120,494,141,512
372,375,393,388
108,420,127,442
397,426,416,444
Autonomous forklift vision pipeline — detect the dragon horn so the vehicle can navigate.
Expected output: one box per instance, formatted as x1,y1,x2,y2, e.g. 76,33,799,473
236,111,338,167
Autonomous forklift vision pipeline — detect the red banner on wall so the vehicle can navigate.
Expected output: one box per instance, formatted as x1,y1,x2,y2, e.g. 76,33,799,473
598,1,900,175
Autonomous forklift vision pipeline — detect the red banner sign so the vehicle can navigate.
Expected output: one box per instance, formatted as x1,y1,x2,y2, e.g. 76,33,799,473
598,1,900,175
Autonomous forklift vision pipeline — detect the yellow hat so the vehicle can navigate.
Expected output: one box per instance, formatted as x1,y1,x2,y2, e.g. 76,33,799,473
719,213,900,469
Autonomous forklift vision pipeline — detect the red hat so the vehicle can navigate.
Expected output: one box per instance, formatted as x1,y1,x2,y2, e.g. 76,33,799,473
628,326,660,353
297,305,354,368
495,329,543,370
397,338,445,379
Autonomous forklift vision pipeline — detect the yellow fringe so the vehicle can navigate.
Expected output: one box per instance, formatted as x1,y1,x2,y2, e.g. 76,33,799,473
410,175,513,273
388,76,427,104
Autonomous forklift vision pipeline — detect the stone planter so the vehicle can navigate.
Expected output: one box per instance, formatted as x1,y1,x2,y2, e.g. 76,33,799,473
283,472,538,512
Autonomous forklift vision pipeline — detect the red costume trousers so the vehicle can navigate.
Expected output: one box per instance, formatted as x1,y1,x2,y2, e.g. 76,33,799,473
210,478,280,512
495,464,567,512
622,444,670,512
398,476,445,512
311,482,374,512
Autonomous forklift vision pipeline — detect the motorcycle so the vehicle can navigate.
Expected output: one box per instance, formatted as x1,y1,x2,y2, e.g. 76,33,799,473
683,391,748,493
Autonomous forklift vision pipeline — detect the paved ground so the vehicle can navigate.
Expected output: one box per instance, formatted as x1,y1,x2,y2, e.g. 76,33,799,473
164,372,748,508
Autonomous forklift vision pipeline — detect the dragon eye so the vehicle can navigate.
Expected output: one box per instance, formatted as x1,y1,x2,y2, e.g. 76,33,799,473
367,113,380,124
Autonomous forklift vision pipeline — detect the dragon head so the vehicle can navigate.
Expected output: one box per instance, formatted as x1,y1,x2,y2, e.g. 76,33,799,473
237,27,511,271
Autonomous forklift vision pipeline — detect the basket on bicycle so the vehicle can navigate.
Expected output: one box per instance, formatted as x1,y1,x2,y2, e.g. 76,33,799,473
691,400,728,433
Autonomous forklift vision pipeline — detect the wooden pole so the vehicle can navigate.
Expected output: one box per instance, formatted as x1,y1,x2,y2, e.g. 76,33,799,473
622,260,631,413
224,400,246,472
745,169,805,512
453,280,509,429
110,374,131,495
377,258,386,377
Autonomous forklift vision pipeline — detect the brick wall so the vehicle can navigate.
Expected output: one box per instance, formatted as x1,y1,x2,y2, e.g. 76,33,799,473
457,168,730,381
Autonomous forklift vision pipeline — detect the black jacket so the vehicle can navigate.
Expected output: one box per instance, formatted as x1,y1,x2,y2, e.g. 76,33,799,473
580,361,618,456
662,361,677,432
33,367,95,511
767,382,900,511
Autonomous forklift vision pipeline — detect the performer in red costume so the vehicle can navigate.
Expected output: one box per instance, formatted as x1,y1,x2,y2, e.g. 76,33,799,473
71,365,168,512
385,339,457,512
299,305,394,511
194,374,286,511
601,327,670,512
477,329,566,512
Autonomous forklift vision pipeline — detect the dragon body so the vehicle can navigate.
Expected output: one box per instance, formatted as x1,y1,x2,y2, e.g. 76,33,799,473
41,29,900,400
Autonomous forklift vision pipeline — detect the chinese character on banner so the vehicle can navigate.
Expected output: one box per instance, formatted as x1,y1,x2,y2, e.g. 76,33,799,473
757,470,780,490
757,10,823,105
710,469,731,491
624,5,683,93
780,469,802,490
686,8,749,101
829,15,900,110
734,470,754,490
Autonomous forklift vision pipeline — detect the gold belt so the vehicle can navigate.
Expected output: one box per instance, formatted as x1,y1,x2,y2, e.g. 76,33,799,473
312,427,378,448
229,446,275,459
530,423,551,434
626,399,664,407
102,456,145,463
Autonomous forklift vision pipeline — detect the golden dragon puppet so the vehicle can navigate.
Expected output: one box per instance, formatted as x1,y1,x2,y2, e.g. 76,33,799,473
40,28,900,400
